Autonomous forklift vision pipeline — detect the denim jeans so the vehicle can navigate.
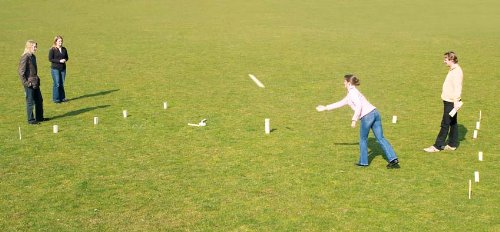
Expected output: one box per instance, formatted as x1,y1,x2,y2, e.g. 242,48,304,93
359,109,398,165
51,68,66,102
433,101,458,149
25,86,44,122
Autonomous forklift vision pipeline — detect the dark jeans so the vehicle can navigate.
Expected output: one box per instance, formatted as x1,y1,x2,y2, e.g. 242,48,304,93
434,101,458,149
25,86,44,123
51,68,66,102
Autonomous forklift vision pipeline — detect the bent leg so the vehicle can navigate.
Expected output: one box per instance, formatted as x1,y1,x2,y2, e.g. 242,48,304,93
372,111,398,162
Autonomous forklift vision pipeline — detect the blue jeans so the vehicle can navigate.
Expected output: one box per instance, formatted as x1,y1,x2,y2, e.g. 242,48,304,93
51,68,66,102
359,109,398,165
25,86,44,123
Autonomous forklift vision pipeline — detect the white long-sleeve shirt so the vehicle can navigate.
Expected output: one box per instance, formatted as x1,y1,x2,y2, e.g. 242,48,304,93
441,63,463,103
325,86,376,121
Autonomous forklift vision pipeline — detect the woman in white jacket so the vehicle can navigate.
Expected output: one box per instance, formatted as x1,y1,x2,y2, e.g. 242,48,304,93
423,51,463,152
316,74,399,168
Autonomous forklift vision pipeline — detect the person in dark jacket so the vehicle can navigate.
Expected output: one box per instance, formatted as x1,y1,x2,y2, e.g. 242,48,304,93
48,35,69,103
19,40,45,124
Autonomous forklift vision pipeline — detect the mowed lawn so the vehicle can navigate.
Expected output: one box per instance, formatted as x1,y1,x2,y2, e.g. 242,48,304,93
0,0,499,231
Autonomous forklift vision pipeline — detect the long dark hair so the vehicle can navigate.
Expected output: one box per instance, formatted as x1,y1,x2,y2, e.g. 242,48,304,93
444,51,458,63
344,74,360,86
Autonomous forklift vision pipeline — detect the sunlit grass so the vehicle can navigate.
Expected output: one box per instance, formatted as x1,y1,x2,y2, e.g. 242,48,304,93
0,0,499,231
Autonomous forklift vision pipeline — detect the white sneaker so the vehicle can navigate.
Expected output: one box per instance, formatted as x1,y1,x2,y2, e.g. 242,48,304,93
444,145,457,151
423,146,440,152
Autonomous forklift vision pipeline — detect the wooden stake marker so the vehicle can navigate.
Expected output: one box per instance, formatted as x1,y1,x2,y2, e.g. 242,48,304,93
468,179,472,199
265,118,270,134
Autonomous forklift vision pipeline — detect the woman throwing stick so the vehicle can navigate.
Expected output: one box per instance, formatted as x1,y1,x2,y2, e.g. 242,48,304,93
316,74,400,169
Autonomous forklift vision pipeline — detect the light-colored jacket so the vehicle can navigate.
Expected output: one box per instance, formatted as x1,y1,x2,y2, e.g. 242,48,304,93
441,63,463,103
325,86,376,121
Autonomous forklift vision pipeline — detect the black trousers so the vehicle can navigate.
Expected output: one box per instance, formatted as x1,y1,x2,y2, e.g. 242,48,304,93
433,101,458,149
25,86,44,123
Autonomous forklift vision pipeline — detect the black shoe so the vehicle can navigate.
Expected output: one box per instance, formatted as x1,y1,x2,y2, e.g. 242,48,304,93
387,159,400,169
354,163,369,167
42,118,50,121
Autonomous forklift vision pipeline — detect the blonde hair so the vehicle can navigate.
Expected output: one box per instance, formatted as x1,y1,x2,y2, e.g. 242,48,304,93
52,35,63,48
22,40,37,55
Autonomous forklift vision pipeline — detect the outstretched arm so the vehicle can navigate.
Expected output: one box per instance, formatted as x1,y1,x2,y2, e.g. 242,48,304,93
316,96,348,112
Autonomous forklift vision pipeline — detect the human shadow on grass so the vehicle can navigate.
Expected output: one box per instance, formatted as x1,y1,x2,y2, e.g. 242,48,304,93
67,89,120,102
334,142,358,145
333,140,391,164
367,137,389,164
455,124,468,148
50,105,111,120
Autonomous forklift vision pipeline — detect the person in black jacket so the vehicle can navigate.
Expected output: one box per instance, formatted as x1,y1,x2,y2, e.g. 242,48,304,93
19,40,45,124
48,35,69,103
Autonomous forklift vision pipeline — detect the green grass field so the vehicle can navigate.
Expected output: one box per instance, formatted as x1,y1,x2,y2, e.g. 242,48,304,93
1,0,499,231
